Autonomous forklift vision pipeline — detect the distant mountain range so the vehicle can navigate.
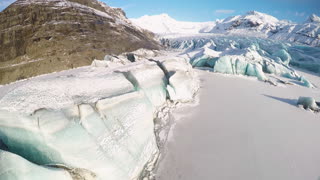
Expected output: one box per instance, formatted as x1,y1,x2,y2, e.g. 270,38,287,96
131,11,320,46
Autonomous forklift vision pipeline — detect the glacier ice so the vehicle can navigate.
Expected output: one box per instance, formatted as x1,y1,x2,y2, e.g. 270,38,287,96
161,36,318,88
0,57,199,180
297,97,319,111
0,86,155,180
160,58,199,102
272,49,291,65
167,71,196,102
117,62,168,109
213,56,235,74
246,63,267,81
0,150,72,180
288,45,320,74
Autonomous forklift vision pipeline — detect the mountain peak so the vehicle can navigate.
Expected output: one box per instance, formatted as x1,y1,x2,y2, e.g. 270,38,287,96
14,0,108,13
245,11,278,19
149,13,174,20
306,14,320,23
159,13,170,18
246,11,261,15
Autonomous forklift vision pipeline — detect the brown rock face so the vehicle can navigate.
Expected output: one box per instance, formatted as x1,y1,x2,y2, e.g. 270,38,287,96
0,0,160,84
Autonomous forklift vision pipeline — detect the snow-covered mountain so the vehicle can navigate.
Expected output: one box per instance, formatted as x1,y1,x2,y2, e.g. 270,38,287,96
270,14,320,46
132,11,320,46
210,11,282,36
130,14,215,34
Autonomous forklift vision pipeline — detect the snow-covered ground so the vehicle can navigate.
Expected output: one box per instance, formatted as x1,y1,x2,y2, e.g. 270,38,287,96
156,69,320,180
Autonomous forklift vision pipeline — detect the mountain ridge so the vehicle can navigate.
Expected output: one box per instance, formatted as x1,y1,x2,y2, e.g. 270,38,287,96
0,0,160,84
131,11,320,46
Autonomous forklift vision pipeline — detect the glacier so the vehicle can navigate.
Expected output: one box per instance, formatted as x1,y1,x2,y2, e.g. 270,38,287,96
0,56,199,180
160,35,318,88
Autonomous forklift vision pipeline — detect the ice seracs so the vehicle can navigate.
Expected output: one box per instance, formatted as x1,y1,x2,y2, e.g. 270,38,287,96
161,36,316,88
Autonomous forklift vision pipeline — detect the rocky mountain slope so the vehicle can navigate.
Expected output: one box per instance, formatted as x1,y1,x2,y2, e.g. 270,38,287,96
0,0,160,84
131,11,320,46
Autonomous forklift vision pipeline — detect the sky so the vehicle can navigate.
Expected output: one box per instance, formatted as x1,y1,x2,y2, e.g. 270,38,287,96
104,0,320,22
0,0,319,22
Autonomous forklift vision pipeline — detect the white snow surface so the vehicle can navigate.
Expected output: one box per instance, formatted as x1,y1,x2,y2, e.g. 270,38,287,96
156,69,320,180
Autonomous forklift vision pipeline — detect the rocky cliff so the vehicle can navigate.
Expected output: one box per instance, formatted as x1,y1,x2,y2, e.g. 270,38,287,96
0,0,160,84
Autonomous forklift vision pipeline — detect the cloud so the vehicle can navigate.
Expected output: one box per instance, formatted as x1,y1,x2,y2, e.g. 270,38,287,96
214,9,235,14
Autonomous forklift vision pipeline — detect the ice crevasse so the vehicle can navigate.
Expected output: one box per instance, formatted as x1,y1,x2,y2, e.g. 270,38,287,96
0,57,199,180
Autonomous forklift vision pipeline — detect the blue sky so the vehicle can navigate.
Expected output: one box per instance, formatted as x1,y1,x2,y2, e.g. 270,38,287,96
1,0,319,22
104,0,320,22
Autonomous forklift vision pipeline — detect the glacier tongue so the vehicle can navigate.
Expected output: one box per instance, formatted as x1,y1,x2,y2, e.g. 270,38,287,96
161,36,318,88
0,57,199,180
